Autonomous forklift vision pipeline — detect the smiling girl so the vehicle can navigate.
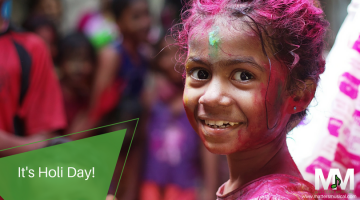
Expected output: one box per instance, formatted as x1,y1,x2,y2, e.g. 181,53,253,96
174,0,329,199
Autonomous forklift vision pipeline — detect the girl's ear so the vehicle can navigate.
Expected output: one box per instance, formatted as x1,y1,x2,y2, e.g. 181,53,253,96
286,79,316,114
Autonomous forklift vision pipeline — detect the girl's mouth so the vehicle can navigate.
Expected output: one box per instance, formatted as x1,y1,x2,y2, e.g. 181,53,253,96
199,119,246,137
203,120,241,129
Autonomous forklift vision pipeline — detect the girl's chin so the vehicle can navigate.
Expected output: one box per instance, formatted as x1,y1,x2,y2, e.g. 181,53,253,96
202,140,243,155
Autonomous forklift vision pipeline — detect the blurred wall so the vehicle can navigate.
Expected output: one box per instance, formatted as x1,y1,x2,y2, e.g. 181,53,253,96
61,0,98,33
11,0,99,33
11,0,164,35
11,0,27,25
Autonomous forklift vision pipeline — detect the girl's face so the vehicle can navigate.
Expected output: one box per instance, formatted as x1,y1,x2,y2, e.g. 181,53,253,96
184,20,294,154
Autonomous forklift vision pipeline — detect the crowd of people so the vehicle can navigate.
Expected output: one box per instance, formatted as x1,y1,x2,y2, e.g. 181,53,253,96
0,0,221,199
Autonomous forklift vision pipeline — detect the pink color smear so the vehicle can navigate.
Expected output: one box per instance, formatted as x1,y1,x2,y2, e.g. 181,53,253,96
328,118,343,137
334,143,360,173
306,156,331,176
339,72,360,100
216,174,316,200
352,35,360,53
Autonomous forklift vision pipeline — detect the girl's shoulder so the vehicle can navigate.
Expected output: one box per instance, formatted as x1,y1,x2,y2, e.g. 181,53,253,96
216,174,317,200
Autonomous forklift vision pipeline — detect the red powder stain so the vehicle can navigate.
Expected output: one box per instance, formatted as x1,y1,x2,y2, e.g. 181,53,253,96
259,83,267,97
253,83,267,107
237,129,242,142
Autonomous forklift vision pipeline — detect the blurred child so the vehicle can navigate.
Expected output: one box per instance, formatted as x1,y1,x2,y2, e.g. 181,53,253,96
175,0,329,199
28,0,63,26
0,0,66,156
91,0,151,127
57,32,97,136
89,0,152,199
23,16,59,63
140,37,218,200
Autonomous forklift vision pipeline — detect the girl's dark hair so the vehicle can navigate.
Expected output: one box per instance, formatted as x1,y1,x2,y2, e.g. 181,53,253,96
57,32,96,65
172,0,329,131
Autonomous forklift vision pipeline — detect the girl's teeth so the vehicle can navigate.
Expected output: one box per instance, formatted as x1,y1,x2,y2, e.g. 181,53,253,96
216,121,224,126
204,120,240,127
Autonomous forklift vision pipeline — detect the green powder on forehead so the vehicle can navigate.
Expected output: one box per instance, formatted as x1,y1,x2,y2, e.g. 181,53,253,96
208,26,221,48
208,26,221,58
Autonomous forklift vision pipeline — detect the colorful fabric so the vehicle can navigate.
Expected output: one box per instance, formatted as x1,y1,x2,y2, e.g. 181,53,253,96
298,0,360,197
216,174,316,200
142,102,200,189
78,12,118,50
0,29,66,135
140,181,197,200
113,41,148,120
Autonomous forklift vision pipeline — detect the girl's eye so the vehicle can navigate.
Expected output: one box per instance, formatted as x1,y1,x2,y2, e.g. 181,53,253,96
232,71,254,82
190,69,210,80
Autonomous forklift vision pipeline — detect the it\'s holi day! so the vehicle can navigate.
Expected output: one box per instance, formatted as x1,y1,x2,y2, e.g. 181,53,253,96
18,166,95,180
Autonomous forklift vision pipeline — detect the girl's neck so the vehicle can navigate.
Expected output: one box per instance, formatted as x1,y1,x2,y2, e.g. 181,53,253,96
224,131,302,194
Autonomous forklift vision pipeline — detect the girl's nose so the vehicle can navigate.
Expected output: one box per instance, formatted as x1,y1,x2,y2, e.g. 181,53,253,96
198,79,233,107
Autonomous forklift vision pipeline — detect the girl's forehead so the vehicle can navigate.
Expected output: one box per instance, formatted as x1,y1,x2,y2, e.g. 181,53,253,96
188,21,271,67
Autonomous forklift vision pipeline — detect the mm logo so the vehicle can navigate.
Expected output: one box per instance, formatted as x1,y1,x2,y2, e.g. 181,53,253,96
315,169,354,190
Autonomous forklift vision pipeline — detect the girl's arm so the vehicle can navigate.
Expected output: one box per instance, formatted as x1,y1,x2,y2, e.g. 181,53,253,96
89,45,120,120
0,130,56,156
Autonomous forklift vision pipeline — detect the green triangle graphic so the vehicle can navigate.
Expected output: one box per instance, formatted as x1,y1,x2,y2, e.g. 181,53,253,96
0,129,126,200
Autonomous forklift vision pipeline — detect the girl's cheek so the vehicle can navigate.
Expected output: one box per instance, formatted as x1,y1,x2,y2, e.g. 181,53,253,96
183,104,199,136
183,85,198,131
243,84,269,146
183,88,189,105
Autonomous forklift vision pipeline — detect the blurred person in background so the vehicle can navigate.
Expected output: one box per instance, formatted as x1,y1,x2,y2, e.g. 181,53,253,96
27,0,63,27
23,16,59,65
57,32,98,136
88,0,151,199
140,37,218,200
77,0,119,50
160,0,190,32
0,0,67,156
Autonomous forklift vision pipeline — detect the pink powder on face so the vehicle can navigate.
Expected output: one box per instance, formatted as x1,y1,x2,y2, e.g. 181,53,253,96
260,83,267,97
237,129,242,142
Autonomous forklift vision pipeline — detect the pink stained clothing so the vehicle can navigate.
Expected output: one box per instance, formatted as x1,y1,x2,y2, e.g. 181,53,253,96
216,174,317,200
